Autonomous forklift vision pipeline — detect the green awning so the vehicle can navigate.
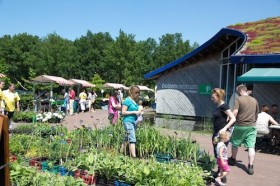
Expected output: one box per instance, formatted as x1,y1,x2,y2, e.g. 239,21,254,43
237,68,280,83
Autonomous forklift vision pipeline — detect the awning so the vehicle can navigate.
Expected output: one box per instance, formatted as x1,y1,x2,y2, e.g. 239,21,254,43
70,79,95,87
237,68,280,83
103,83,128,90
31,75,74,86
0,73,6,78
137,85,154,91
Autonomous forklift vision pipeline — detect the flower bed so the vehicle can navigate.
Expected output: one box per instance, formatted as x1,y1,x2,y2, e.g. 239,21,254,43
36,111,65,123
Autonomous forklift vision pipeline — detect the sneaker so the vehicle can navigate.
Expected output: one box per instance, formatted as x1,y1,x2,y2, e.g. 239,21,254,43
215,177,226,186
228,157,237,166
248,164,254,175
221,176,227,184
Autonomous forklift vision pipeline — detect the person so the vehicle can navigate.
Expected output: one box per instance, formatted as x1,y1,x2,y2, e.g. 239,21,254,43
62,89,69,114
121,85,141,157
108,91,121,124
211,88,235,183
270,104,279,122
136,100,144,125
256,105,280,146
118,88,123,104
215,131,231,186
91,90,98,111
69,87,75,115
220,84,259,175
87,90,93,111
0,80,5,114
79,89,87,113
3,83,20,130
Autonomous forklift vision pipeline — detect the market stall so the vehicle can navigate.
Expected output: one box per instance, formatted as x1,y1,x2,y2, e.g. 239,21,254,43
31,75,74,112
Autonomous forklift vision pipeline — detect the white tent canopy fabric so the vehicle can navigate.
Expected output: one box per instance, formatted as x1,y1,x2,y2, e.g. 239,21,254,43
31,75,74,86
137,85,154,91
0,73,6,78
70,79,95,87
103,83,128,90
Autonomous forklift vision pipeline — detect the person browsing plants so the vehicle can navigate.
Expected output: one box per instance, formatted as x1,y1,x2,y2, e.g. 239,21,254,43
3,83,20,131
121,85,141,158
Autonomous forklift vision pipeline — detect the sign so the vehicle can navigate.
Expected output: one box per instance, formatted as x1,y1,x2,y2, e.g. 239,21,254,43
198,84,212,95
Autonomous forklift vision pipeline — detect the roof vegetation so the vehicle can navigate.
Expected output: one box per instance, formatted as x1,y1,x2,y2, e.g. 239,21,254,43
228,17,280,55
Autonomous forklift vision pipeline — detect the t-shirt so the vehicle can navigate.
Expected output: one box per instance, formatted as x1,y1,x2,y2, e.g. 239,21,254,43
123,97,138,123
234,95,259,126
79,92,87,101
213,103,230,133
0,89,4,108
256,112,271,135
108,96,119,114
3,90,20,112
216,142,228,160
69,90,75,100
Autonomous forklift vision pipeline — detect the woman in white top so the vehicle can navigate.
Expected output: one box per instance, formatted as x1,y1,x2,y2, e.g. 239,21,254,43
256,105,280,141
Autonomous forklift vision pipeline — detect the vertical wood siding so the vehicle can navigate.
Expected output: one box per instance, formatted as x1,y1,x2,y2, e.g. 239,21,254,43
156,54,220,117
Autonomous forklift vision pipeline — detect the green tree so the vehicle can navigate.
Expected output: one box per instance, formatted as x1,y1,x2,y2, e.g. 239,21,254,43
41,33,78,78
91,73,105,91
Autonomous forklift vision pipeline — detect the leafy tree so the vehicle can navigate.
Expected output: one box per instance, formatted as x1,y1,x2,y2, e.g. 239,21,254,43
91,73,105,91
41,33,78,78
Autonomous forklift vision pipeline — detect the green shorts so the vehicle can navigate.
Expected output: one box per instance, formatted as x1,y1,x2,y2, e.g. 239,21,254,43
231,125,257,148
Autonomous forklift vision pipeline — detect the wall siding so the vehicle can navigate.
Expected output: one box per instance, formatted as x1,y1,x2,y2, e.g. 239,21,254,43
156,54,220,117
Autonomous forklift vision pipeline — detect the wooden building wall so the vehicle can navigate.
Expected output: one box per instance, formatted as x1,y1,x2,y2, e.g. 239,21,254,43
155,54,220,118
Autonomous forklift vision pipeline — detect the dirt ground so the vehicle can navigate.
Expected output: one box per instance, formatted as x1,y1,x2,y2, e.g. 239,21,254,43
13,109,280,186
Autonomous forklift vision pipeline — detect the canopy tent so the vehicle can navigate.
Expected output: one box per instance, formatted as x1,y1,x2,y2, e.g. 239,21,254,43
103,83,128,90
70,79,95,87
31,75,74,86
237,68,280,83
31,75,74,99
136,85,154,91
0,73,6,78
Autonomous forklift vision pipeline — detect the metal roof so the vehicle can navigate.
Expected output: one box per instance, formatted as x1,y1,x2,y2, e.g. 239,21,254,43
144,28,246,79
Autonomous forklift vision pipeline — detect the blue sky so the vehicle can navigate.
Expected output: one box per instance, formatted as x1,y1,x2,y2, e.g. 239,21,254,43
0,0,279,45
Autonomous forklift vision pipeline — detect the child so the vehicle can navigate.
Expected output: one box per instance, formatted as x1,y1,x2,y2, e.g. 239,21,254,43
136,100,144,124
215,131,231,186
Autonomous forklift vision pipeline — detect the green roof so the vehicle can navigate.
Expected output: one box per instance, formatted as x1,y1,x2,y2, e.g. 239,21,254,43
237,68,280,83
228,17,280,55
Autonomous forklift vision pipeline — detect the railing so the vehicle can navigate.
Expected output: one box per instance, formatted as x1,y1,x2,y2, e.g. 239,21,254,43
0,114,9,186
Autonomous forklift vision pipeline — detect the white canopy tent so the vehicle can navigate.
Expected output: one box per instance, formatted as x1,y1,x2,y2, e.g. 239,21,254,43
31,75,74,98
70,79,95,87
0,73,6,78
136,85,154,92
102,83,128,90
32,75,74,86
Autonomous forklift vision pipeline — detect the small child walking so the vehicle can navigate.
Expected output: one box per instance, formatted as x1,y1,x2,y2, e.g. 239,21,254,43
215,131,231,186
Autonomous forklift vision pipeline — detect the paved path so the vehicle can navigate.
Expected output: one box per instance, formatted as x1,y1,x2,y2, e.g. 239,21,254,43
14,109,280,185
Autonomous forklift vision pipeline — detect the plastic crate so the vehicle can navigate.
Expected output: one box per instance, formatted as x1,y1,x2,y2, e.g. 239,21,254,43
154,153,173,163
114,180,131,186
59,166,68,176
29,158,42,170
10,155,17,162
83,174,96,185
49,165,60,174
41,161,49,171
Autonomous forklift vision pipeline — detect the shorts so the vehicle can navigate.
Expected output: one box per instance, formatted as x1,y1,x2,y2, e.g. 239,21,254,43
4,111,14,119
123,121,137,143
231,125,257,148
217,158,230,172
